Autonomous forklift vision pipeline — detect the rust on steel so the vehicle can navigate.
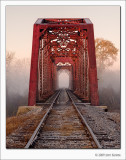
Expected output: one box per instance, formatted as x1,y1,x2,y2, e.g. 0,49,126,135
28,18,99,106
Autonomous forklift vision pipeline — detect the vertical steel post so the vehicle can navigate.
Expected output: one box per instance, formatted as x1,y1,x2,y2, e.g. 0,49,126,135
28,24,40,106
87,24,99,105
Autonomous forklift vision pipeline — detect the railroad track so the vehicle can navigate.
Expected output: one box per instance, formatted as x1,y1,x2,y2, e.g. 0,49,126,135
25,89,102,149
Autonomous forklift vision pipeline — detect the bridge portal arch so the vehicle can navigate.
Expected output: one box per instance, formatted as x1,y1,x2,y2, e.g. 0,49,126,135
57,63,73,90
57,69,71,89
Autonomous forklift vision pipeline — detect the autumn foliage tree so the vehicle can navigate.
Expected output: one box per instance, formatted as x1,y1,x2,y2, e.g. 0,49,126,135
95,38,118,74
95,38,120,111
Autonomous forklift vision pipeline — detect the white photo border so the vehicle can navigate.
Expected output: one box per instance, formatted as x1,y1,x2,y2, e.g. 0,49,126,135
0,1,125,160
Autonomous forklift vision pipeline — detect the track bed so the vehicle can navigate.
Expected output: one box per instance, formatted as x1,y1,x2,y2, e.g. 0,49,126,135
30,90,98,149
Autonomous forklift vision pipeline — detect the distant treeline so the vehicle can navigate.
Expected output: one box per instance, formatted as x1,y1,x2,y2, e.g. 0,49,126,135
6,53,30,117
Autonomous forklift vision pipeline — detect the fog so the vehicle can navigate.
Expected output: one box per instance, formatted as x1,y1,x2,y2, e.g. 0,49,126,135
58,71,70,89
6,57,120,117
98,70,120,93
98,70,120,112
6,58,30,117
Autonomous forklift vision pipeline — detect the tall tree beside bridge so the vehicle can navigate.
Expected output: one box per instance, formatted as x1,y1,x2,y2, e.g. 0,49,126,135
95,38,118,74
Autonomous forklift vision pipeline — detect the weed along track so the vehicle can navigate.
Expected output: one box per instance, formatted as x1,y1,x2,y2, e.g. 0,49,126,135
25,89,101,149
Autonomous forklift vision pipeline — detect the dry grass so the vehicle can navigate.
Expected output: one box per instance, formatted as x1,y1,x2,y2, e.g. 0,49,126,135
6,115,29,136
16,106,38,116
6,106,42,136
6,106,46,148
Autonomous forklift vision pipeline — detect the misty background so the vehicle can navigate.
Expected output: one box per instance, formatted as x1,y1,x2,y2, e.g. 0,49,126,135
6,56,30,116
6,51,120,117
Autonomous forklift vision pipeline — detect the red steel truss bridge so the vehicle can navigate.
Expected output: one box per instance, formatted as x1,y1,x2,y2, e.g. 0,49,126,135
28,18,99,106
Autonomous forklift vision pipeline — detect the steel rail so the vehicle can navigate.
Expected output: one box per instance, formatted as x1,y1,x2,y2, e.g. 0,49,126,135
25,90,61,149
66,90,102,149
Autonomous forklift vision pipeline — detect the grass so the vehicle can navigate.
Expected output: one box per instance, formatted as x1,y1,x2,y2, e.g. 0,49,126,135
16,106,37,116
6,115,29,136
6,107,46,148
6,106,42,136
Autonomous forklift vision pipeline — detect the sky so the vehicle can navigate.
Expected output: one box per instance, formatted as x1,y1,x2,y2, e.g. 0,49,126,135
6,5,120,70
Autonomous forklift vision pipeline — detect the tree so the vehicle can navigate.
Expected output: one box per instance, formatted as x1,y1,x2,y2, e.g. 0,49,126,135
95,38,118,73
6,51,15,72
95,39,120,111
6,51,30,117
